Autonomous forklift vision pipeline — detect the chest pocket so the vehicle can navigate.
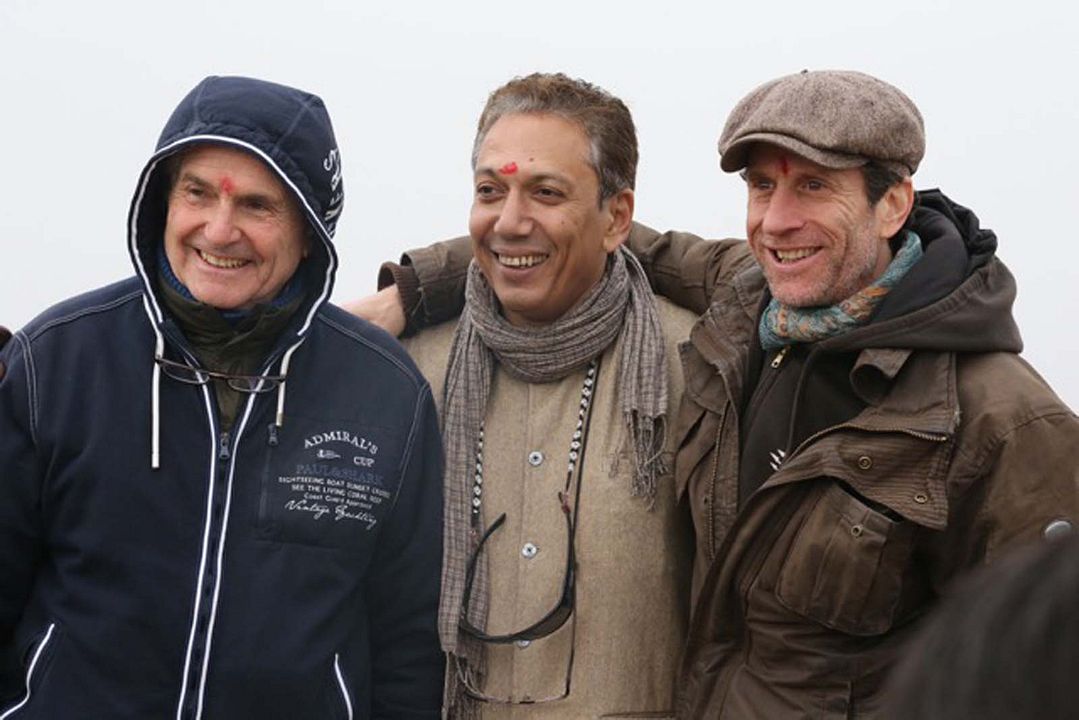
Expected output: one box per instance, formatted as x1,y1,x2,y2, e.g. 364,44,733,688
256,415,403,552
774,481,916,636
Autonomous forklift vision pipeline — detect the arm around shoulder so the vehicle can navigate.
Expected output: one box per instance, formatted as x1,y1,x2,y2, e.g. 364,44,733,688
624,222,755,315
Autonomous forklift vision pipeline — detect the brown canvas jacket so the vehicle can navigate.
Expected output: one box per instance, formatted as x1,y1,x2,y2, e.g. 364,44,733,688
622,197,1079,718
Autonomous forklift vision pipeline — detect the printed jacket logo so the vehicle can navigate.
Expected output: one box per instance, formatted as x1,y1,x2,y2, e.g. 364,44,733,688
259,423,398,547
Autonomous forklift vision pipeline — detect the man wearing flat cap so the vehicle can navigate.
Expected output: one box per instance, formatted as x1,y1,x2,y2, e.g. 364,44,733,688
353,69,1079,717
0,76,444,718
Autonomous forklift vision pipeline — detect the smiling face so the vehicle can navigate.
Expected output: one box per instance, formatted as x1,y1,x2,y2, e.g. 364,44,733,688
469,113,633,326
163,145,309,310
743,144,911,308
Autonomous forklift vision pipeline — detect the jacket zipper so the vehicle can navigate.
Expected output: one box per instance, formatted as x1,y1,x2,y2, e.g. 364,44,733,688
333,653,354,720
1,623,56,720
218,431,231,461
770,345,791,369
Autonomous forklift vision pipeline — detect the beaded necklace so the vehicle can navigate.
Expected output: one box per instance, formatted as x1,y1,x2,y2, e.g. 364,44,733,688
470,358,599,526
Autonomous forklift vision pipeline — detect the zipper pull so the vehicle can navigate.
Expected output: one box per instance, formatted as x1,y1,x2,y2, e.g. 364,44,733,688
267,424,279,447
771,345,791,369
219,430,231,461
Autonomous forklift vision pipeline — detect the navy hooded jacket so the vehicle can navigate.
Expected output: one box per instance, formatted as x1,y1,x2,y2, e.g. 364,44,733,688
0,76,444,719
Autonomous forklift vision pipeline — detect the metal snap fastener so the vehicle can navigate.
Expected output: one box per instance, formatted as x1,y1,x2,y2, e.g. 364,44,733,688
528,451,544,467
522,542,538,558
850,524,864,537
515,639,531,648
857,456,873,471
913,492,929,504
1044,519,1074,540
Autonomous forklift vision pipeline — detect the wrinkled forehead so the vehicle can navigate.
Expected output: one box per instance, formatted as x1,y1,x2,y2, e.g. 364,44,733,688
169,144,288,191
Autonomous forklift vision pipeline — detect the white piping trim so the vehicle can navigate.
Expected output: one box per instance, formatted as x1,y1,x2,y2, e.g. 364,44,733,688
0,623,56,720
174,386,221,720
146,299,165,470
334,654,354,720
130,157,168,328
192,391,259,719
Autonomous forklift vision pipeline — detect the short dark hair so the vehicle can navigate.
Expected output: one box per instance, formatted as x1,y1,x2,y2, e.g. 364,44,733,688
885,536,1079,720
472,73,637,204
860,161,905,206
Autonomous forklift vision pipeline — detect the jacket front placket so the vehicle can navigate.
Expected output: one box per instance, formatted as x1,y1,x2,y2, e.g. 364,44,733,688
158,317,271,720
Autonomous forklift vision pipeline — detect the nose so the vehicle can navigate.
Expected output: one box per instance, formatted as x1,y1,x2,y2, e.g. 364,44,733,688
203,202,240,245
492,189,532,238
759,186,805,237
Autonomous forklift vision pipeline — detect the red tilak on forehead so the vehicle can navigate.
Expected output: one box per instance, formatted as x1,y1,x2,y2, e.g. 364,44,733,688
498,162,518,175
779,155,790,175
220,177,235,194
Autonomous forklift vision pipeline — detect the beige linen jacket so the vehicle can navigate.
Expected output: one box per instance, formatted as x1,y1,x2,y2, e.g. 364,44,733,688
403,297,696,719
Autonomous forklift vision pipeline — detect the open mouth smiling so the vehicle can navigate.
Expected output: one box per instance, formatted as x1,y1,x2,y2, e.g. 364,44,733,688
198,249,250,269
495,252,548,269
773,247,819,264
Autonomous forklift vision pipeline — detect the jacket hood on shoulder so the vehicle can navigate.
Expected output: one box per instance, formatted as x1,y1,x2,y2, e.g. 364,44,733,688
124,75,346,469
825,189,1023,355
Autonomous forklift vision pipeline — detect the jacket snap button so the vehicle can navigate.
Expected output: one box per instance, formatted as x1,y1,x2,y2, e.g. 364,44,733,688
850,524,864,537
522,542,538,558
528,451,544,467
913,492,929,504
1044,519,1073,540
857,456,873,471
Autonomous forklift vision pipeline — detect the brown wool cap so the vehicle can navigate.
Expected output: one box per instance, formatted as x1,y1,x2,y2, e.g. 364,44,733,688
718,69,925,175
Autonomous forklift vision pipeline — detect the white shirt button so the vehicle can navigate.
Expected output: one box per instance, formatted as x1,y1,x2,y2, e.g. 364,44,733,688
522,542,538,558
528,451,544,467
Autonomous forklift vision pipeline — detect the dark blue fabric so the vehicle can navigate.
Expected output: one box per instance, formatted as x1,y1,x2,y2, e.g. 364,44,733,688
0,77,444,719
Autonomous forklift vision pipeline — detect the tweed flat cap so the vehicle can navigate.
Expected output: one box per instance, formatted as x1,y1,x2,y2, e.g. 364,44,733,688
718,70,925,175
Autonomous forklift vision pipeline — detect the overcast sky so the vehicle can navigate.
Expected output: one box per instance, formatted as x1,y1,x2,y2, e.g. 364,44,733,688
2,1,1077,407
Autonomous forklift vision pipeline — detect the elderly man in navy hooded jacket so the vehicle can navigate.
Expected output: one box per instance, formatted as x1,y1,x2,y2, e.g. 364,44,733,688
0,76,445,719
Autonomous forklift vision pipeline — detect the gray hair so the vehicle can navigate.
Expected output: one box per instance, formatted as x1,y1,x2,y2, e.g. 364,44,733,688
471,73,637,204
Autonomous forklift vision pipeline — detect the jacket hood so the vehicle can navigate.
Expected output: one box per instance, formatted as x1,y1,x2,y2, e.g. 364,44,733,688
124,76,346,469
127,75,344,336
822,189,1023,355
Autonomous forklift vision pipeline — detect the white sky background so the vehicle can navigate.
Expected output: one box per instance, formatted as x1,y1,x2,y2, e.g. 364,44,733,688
2,1,1077,407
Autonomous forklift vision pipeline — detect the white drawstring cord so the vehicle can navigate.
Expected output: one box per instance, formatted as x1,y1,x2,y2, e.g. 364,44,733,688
151,332,164,470
275,341,302,427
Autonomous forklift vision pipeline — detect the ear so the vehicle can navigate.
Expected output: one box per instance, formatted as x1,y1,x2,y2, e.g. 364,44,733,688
875,176,915,240
602,188,634,253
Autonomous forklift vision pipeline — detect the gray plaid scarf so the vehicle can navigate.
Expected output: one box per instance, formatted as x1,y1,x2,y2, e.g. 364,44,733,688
439,247,667,717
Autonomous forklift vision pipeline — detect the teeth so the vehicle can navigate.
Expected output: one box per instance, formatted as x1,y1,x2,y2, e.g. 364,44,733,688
775,248,817,263
497,253,547,268
199,250,248,269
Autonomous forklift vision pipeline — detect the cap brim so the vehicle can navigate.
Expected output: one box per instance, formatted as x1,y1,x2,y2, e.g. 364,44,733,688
719,132,868,173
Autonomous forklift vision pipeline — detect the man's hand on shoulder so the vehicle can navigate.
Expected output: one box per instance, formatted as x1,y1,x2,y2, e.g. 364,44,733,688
342,286,406,338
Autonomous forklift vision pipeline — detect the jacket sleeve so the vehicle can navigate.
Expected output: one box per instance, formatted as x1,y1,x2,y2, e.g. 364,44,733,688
624,223,757,315
0,333,45,701
974,410,1079,561
378,225,757,333
366,383,445,719
378,237,473,336
935,390,1079,587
